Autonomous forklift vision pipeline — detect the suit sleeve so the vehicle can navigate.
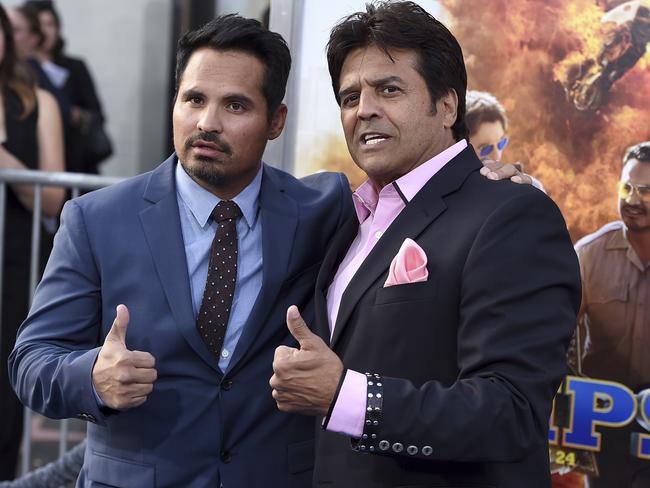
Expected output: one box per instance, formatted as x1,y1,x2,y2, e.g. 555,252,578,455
8,199,110,425
355,190,581,462
336,172,354,227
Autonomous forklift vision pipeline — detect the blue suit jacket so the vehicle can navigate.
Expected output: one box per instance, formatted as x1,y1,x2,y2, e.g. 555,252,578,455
9,155,352,487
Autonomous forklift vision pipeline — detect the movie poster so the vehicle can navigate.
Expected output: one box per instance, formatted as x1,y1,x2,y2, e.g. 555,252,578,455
289,1,650,486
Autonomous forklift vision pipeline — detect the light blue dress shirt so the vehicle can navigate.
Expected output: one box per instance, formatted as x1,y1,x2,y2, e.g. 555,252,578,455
93,162,263,406
175,162,263,371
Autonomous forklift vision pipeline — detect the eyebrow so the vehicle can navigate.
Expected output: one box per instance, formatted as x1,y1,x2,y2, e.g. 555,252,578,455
180,89,255,107
338,75,406,100
181,88,205,100
222,93,255,107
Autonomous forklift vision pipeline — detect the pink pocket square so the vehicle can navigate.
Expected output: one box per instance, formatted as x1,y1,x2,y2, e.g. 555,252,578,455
384,238,429,287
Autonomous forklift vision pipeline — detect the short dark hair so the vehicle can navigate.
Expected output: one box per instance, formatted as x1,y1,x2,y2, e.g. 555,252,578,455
326,1,468,141
465,90,508,137
175,14,291,120
623,141,650,166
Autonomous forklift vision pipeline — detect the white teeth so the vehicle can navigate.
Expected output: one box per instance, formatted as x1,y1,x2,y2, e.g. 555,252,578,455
362,134,387,144
366,138,385,145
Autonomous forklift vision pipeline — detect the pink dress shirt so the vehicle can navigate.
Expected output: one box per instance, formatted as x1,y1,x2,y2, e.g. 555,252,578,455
325,139,468,437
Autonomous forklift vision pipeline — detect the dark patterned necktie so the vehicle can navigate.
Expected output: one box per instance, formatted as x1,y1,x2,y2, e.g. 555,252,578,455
197,200,241,357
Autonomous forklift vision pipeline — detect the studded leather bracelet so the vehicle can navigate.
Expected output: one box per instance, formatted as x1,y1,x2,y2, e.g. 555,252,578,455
353,372,383,453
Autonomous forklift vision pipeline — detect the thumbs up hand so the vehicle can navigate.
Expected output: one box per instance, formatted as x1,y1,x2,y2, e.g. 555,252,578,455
270,306,344,416
92,305,158,410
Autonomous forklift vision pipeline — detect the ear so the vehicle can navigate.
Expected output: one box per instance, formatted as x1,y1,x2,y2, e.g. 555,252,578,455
268,104,288,140
439,89,459,130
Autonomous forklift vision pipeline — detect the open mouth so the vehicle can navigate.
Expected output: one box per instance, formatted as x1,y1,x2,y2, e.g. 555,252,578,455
360,132,390,146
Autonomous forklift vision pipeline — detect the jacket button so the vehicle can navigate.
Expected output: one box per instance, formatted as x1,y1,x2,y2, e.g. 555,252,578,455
77,413,97,423
220,450,231,463
221,379,233,391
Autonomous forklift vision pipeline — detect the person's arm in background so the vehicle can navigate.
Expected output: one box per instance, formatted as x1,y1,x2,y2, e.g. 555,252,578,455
70,59,104,126
574,244,588,369
0,441,85,488
0,89,65,217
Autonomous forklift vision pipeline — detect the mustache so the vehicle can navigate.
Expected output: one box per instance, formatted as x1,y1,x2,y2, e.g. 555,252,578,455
185,132,232,156
621,203,646,212
356,124,392,135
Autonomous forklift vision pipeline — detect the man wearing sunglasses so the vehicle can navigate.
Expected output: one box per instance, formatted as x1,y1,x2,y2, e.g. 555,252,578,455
467,90,545,191
465,90,508,161
575,141,650,488
466,91,510,161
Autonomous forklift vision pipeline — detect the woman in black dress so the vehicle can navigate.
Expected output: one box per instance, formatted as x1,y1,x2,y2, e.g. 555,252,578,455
0,4,65,480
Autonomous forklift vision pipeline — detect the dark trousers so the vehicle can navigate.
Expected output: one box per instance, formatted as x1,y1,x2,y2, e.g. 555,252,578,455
0,263,28,481
0,369,22,481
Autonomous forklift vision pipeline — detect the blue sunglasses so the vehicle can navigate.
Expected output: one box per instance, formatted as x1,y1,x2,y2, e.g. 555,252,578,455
479,137,509,159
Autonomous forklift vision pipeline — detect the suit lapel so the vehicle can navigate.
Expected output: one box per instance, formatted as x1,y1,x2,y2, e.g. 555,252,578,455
330,147,482,348
139,155,222,373
313,214,359,344
226,166,298,373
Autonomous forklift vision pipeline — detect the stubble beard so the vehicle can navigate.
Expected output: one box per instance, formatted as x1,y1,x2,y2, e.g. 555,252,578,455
179,132,236,190
181,155,234,190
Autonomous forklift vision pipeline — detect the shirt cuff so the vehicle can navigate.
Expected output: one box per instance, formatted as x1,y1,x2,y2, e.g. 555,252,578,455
325,369,367,438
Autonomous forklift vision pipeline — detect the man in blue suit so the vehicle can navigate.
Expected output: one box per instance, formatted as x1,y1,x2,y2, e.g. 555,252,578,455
9,15,351,487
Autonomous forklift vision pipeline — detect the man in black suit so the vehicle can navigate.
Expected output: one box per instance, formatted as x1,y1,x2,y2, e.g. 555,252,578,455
270,2,581,487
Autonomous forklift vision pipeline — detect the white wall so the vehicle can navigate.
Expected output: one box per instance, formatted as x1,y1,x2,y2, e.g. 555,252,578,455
216,0,268,19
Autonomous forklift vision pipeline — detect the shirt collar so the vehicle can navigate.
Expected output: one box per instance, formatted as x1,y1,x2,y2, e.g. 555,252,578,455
175,161,262,229
606,224,630,251
352,180,380,223
352,139,467,223
605,221,650,272
608,223,650,270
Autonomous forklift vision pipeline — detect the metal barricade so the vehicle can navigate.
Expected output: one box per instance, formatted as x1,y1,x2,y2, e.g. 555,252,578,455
0,168,124,476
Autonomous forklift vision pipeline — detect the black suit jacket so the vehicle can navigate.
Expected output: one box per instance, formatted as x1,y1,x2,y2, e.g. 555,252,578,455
55,55,107,173
313,147,581,488
55,55,104,118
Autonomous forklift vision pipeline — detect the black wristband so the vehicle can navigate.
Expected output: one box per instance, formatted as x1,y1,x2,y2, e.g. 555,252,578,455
322,367,348,429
